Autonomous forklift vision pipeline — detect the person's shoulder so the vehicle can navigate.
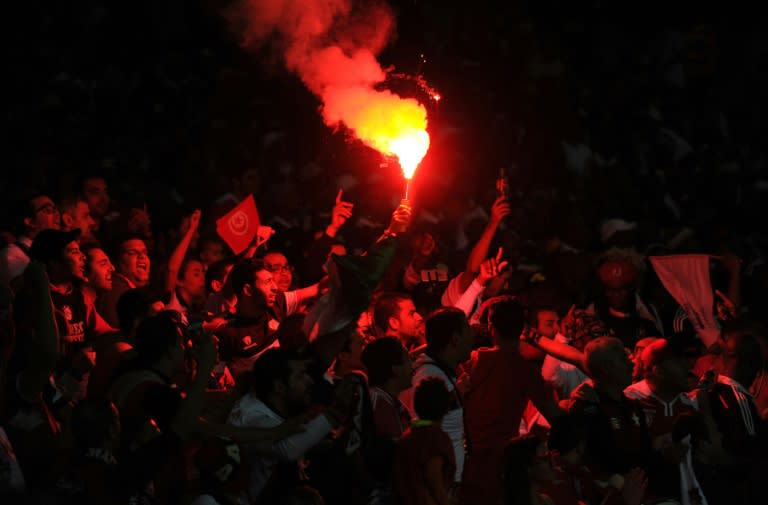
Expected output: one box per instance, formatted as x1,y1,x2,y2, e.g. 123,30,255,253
228,393,278,426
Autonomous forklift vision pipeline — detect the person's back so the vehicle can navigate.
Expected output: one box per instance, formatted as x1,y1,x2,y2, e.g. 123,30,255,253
393,378,455,505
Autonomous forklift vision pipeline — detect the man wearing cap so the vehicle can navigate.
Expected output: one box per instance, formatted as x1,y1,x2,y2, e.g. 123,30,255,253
590,259,661,350
624,339,708,505
24,229,115,401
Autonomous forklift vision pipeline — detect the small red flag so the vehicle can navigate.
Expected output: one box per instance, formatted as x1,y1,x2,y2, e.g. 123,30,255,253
216,194,260,255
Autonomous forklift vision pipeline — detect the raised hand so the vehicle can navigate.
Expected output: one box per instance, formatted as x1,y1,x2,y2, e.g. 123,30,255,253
477,248,509,286
489,196,512,227
327,189,354,237
387,201,412,235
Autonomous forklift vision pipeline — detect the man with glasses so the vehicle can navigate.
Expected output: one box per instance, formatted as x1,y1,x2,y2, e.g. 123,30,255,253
0,192,60,289
263,251,294,292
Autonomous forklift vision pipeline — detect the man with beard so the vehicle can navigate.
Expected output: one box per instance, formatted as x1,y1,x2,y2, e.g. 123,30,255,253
373,292,425,352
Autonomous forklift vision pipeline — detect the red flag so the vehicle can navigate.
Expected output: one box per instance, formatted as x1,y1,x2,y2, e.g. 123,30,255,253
215,194,260,255
649,254,720,348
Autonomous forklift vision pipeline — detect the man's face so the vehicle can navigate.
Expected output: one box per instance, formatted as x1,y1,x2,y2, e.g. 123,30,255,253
655,356,691,394
263,252,292,292
87,248,114,292
455,319,474,363
393,299,424,345
63,241,87,281
254,269,278,307
64,201,96,239
392,348,414,392
118,239,150,286
606,343,634,390
605,285,632,311
82,177,110,218
284,359,313,414
28,196,61,234
536,310,560,339
179,260,206,300
200,241,225,267
340,331,367,372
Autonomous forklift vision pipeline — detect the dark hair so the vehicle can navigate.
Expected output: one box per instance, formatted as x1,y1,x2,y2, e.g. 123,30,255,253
528,305,560,327
105,234,147,262
373,292,409,333
10,190,49,235
116,287,162,335
489,297,526,341
425,307,467,356
413,377,451,421
251,348,302,399
134,313,183,365
205,258,235,293
178,255,204,281
70,397,119,450
547,414,585,455
503,435,542,505
229,258,268,296
361,337,406,387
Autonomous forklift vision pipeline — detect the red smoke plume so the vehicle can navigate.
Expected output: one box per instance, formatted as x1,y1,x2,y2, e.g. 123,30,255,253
228,0,430,178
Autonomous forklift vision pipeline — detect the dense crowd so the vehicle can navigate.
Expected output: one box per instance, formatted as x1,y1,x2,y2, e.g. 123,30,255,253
3,1,768,504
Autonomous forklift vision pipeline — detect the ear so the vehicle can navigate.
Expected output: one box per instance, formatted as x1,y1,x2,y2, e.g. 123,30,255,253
388,316,400,331
61,213,73,228
242,283,254,298
23,216,34,230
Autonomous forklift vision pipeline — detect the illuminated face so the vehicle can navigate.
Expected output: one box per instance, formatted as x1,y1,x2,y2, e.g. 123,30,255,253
64,201,96,239
82,177,110,218
394,299,424,344
199,241,225,267
178,259,206,300
28,196,61,234
118,239,150,287
86,248,115,292
536,310,560,339
63,241,87,281
254,269,278,308
263,252,293,292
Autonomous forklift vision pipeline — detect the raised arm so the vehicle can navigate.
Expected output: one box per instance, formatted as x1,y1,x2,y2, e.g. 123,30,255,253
164,209,201,293
458,197,510,293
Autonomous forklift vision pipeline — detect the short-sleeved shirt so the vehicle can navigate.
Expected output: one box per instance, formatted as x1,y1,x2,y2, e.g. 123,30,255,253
464,346,554,449
393,424,456,505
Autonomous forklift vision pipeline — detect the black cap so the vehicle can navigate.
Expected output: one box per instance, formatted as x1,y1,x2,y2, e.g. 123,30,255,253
29,229,81,264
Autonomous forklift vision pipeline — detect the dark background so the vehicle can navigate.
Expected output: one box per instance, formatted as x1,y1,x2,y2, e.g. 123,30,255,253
5,1,768,260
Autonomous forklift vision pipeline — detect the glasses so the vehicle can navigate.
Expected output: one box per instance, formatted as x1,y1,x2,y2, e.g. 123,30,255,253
34,203,58,215
266,264,293,274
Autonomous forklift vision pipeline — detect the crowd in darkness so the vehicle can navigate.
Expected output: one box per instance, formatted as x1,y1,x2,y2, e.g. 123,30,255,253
2,1,768,504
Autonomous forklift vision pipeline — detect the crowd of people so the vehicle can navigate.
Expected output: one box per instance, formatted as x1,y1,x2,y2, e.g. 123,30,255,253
4,1,768,504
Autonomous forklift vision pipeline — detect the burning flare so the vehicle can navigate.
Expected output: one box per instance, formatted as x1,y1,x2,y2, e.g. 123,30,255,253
228,0,431,178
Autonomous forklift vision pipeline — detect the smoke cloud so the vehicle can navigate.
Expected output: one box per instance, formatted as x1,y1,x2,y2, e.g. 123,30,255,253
228,0,429,175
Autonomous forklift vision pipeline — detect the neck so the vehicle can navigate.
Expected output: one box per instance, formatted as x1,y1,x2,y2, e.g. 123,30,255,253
381,381,402,399
647,380,679,402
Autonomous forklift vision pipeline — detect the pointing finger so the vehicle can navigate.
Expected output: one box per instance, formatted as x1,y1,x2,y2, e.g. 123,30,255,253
336,189,343,204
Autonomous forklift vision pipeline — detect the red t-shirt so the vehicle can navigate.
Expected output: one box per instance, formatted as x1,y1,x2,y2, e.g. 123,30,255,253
393,424,455,505
464,346,553,449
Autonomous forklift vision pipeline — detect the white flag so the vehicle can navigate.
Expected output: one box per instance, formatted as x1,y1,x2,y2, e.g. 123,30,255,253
649,255,720,348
